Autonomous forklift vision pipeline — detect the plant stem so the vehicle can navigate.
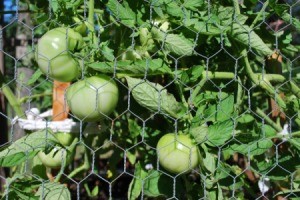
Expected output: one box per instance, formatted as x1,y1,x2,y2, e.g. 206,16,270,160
235,77,243,114
19,93,52,103
264,74,285,83
242,52,286,108
84,183,92,197
290,81,300,98
67,148,90,179
54,138,79,182
256,108,282,132
250,0,269,29
233,0,241,15
0,70,24,118
88,0,94,29
190,71,235,102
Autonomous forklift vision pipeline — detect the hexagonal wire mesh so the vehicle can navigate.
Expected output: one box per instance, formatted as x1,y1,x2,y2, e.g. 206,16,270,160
0,0,300,199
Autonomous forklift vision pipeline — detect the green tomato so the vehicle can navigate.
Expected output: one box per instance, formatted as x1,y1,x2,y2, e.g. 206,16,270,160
55,132,76,146
66,75,119,122
38,146,74,169
35,27,83,82
156,133,200,174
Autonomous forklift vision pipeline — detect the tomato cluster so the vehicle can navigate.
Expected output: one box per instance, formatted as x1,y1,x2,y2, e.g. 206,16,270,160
35,28,200,174
35,28,120,168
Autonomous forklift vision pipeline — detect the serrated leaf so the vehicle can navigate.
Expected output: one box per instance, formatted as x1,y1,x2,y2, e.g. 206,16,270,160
100,42,115,61
151,28,194,56
127,162,147,200
150,0,183,18
143,170,185,198
206,120,234,146
230,23,273,56
183,0,204,11
89,59,172,77
190,125,209,144
36,182,71,200
202,94,235,122
0,129,58,167
126,77,184,118
106,0,136,27
223,139,273,156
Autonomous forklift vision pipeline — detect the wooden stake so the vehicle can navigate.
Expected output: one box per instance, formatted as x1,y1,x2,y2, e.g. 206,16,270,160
52,80,70,121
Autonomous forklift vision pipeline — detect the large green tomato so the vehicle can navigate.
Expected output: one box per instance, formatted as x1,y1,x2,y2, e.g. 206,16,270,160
35,27,83,82
38,146,74,169
156,133,200,174
66,75,119,122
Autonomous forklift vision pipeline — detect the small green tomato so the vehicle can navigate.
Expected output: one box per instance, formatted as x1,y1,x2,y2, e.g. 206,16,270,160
55,132,76,146
156,133,200,174
38,146,74,169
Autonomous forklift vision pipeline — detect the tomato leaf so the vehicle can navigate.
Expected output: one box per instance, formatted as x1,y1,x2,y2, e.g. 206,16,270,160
229,23,273,56
126,77,185,118
203,94,235,122
150,0,184,18
0,129,59,167
206,120,234,147
5,174,41,200
106,0,136,27
127,162,148,200
143,170,185,198
35,182,71,200
183,0,205,11
151,28,194,56
223,139,273,156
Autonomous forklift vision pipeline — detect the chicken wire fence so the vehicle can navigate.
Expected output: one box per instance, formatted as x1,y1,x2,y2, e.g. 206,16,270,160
0,0,300,199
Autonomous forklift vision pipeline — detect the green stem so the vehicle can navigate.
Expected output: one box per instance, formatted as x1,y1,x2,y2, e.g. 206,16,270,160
67,148,90,179
295,117,300,127
54,138,79,182
242,52,286,108
84,183,92,197
204,71,235,79
88,0,94,29
264,74,285,83
290,81,300,99
256,108,282,132
0,71,24,118
233,0,241,15
191,71,235,102
291,131,300,137
19,93,52,103
250,0,269,29
235,77,243,114
87,0,98,49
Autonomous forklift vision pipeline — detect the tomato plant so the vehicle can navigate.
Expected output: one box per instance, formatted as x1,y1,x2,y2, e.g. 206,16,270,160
66,75,119,122
157,133,200,174
35,27,83,82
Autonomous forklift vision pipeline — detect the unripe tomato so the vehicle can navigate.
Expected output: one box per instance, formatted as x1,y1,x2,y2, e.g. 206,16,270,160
66,75,119,122
55,132,76,146
35,27,83,82
156,133,200,174
38,146,74,169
